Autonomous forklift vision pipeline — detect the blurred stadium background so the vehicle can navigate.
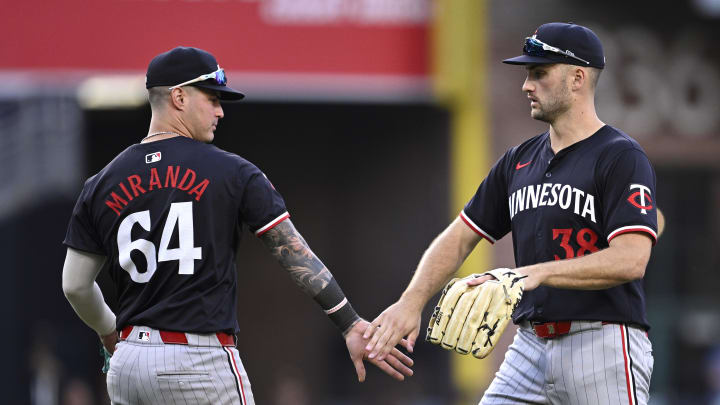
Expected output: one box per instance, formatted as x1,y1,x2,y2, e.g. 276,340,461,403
1,0,719,404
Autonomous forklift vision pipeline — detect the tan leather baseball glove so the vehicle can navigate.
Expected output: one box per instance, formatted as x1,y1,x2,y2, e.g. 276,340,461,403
426,268,525,359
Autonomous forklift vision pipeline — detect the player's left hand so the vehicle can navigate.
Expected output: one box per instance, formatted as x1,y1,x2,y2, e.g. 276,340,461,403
100,330,119,355
99,331,118,374
427,269,525,359
345,319,414,382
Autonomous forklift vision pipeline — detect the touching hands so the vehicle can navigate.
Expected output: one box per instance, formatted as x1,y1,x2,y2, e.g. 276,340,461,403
345,319,414,382
362,298,423,362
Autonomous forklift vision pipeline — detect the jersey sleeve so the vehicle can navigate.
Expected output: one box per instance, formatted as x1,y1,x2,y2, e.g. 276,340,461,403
238,165,289,236
600,148,658,244
461,150,513,243
63,184,105,255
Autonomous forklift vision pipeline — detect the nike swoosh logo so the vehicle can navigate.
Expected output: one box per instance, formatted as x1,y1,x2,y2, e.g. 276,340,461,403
515,160,532,170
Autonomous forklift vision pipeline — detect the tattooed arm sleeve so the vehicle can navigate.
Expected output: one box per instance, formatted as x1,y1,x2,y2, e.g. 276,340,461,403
259,219,360,333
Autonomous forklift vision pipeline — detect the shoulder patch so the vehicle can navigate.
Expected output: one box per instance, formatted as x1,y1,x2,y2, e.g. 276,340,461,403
627,184,653,214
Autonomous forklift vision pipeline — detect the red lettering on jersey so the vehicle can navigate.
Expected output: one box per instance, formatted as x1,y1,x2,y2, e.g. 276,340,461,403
103,166,209,213
188,179,209,201
552,228,574,260
127,175,146,196
178,169,196,191
552,228,599,260
105,192,128,216
165,166,180,188
148,168,162,191
118,182,133,201
576,228,599,256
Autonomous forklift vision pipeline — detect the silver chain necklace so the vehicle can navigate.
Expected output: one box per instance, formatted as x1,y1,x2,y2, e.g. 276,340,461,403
143,131,184,141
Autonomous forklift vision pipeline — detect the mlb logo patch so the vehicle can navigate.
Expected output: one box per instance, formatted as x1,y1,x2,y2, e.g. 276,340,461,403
145,152,161,164
138,331,151,342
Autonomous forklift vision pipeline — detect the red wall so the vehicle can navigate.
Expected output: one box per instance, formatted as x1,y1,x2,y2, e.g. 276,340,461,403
1,0,429,76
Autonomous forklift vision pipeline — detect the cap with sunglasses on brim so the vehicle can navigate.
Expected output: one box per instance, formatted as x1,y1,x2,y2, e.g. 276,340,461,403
146,46,245,101
503,22,605,69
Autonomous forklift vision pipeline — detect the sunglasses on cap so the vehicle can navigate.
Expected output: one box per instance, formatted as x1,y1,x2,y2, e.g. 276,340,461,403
523,36,590,65
169,66,227,90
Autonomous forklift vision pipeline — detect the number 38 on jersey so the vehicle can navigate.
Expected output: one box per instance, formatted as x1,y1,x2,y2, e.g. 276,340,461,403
117,201,202,283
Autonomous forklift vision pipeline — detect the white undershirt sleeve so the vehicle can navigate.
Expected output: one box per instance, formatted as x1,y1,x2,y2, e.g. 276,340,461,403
62,247,116,336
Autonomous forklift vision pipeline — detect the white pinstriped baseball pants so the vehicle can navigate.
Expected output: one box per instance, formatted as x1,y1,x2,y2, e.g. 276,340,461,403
107,326,255,405
481,321,653,405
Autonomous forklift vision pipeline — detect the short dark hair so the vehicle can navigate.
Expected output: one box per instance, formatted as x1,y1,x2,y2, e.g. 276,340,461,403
148,87,170,109
587,67,602,90
561,65,602,90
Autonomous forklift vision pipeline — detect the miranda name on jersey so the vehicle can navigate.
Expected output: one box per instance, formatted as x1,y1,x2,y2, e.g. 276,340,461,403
105,166,210,216
508,183,596,223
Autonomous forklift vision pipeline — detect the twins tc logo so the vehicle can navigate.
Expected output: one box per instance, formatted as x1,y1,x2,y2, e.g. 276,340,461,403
627,184,653,214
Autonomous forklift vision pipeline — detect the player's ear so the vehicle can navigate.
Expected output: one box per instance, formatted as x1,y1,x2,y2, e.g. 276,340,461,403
169,87,188,111
571,67,586,91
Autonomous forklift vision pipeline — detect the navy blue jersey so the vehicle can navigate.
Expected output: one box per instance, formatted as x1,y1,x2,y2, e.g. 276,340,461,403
63,136,289,334
461,125,657,328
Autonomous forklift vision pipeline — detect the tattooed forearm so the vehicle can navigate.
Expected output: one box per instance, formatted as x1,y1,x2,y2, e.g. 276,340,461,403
260,220,332,296
261,219,360,333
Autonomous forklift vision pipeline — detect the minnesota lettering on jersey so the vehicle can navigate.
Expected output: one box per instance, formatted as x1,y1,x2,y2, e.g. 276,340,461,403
105,166,210,216
508,183,596,223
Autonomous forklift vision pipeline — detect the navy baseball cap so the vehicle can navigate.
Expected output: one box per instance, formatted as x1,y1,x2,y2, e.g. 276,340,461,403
503,23,605,69
146,46,245,100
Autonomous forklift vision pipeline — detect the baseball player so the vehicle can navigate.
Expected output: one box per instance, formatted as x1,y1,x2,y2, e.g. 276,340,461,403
61,46,412,405
363,23,657,404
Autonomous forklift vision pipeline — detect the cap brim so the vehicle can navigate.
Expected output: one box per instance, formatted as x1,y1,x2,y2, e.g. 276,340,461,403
503,54,603,69
194,82,245,101
502,55,557,65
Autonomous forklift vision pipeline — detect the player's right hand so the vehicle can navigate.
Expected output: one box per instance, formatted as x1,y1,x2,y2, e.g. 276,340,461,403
346,319,413,382
363,297,423,362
